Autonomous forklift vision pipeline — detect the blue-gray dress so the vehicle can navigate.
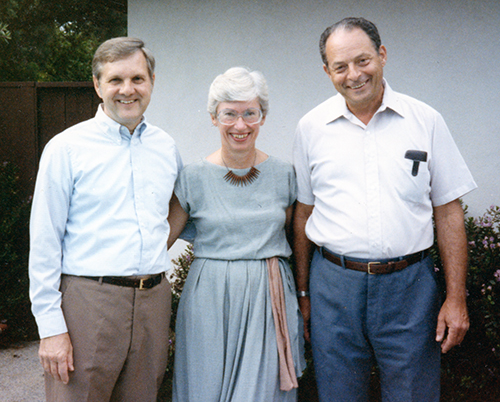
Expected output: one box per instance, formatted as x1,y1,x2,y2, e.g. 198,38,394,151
172,156,305,402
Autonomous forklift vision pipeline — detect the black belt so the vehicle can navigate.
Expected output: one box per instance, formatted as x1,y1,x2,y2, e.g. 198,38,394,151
320,248,430,275
82,273,164,290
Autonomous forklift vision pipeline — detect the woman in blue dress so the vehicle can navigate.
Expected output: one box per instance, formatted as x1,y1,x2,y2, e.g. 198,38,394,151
168,67,305,402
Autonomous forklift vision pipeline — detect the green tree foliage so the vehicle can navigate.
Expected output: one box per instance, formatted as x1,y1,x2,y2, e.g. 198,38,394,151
0,22,11,43
0,0,127,82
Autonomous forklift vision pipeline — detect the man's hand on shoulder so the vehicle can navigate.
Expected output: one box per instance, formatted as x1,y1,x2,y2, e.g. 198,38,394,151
436,297,469,354
39,332,74,384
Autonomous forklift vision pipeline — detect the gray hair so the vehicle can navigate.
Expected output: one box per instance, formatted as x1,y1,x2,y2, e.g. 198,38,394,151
92,37,155,80
207,67,269,116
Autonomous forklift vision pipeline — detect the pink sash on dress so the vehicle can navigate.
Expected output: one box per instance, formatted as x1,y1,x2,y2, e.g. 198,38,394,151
267,257,299,391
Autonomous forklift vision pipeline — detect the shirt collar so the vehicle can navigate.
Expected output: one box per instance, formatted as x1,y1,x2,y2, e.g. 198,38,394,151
95,105,147,145
378,80,405,118
324,79,405,126
321,94,348,125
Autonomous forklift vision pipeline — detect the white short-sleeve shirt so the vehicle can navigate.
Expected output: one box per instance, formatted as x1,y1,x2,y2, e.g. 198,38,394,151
293,81,477,259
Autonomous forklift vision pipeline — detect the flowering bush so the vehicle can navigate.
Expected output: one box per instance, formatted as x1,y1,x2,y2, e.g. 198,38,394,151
466,205,500,355
437,205,500,400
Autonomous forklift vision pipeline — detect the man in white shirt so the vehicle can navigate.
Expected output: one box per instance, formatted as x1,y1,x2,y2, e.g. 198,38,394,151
29,37,182,401
293,18,476,401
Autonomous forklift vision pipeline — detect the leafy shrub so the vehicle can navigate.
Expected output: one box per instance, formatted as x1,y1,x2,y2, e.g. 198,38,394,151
438,205,500,401
0,162,37,345
158,244,195,401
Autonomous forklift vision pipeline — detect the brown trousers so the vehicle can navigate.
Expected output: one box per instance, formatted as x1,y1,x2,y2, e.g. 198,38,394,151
45,274,171,402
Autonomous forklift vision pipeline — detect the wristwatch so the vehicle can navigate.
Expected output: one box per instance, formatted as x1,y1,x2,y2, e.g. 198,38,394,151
296,290,310,298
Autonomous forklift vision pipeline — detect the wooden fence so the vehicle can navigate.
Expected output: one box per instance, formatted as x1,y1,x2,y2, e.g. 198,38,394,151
0,82,101,196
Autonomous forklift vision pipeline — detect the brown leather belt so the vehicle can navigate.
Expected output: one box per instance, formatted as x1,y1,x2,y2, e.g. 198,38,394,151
82,273,164,290
320,248,430,274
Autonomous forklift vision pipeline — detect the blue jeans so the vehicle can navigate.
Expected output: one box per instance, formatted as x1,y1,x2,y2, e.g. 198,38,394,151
310,248,441,402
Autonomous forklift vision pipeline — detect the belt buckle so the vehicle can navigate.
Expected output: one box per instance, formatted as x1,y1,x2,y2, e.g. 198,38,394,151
139,278,146,290
367,261,380,274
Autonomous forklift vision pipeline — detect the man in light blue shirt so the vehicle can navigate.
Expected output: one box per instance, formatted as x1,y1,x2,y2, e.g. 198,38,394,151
29,37,182,401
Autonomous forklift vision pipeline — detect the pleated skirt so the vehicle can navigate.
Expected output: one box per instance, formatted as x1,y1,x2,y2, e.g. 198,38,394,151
172,257,305,402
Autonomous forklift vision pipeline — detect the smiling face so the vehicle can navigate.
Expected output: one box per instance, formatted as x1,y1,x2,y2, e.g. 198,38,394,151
323,27,387,118
212,99,265,154
93,50,154,132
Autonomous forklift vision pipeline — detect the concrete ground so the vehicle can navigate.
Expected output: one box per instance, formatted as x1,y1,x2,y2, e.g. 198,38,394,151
0,341,45,402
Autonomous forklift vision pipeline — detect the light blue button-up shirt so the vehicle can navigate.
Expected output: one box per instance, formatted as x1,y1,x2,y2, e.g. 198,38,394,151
29,106,182,338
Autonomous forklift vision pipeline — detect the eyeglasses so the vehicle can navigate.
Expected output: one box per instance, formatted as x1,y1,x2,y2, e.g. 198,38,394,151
217,108,263,125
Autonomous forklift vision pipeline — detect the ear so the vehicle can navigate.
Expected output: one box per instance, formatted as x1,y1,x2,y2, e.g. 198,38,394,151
260,115,266,126
323,64,332,78
93,76,102,99
379,45,388,66
210,114,218,126
151,73,156,87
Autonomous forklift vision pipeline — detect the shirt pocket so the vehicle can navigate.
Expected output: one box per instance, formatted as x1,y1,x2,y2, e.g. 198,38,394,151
396,151,431,205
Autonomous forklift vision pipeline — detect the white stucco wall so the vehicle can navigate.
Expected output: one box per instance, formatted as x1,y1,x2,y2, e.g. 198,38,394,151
129,0,499,219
